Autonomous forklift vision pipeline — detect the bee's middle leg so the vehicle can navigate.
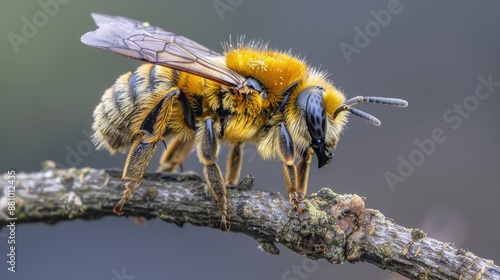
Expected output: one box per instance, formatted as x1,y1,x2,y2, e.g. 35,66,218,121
297,147,313,196
197,117,229,231
158,136,195,173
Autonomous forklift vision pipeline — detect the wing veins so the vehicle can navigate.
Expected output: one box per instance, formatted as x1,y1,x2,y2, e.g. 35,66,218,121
81,14,245,87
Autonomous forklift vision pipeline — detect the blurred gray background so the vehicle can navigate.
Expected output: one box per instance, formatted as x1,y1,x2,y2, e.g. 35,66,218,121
1,0,499,279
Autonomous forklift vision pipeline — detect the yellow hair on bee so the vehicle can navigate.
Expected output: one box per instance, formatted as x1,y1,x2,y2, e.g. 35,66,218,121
256,123,281,160
225,45,307,107
224,114,268,143
177,71,205,94
222,90,263,115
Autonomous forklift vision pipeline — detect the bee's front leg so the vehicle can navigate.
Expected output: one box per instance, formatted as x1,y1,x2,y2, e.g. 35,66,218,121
197,117,229,231
297,147,313,196
277,123,306,212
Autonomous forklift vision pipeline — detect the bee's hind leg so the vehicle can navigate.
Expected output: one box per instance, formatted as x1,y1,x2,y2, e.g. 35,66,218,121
115,137,158,215
114,88,180,215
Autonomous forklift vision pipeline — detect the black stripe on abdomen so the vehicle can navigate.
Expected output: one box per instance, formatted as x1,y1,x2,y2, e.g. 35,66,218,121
128,71,141,103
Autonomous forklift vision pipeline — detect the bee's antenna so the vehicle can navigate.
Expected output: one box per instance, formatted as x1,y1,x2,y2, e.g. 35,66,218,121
345,96,408,107
334,96,408,126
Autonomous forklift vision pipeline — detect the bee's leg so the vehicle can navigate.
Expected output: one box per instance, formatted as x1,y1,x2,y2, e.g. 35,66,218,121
276,123,305,212
158,136,195,173
115,88,179,215
225,142,244,186
115,137,158,215
297,147,314,196
197,117,229,231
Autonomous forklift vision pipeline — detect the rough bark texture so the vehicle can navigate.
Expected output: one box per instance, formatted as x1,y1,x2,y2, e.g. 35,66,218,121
0,166,498,280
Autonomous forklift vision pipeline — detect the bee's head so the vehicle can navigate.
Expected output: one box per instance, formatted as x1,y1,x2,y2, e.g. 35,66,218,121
297,85,408,169
296,86,332,168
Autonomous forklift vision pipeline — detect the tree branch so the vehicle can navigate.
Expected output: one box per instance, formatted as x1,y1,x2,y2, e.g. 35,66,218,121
1,166,498,279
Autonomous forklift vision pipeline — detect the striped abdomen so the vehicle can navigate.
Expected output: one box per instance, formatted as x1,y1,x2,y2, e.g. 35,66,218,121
92,64,185,153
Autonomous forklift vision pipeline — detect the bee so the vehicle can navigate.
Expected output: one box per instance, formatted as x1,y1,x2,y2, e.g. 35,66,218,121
81,13,408,231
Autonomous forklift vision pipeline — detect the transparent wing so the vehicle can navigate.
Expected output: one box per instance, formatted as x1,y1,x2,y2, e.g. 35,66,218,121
81,13,245,87
89,13,218,55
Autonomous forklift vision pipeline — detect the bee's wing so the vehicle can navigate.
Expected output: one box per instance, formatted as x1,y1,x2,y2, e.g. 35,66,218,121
89,13,215,54
81,13,245,87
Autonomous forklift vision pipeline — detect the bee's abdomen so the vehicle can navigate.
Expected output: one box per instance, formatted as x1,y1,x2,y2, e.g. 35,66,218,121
92,64,179,153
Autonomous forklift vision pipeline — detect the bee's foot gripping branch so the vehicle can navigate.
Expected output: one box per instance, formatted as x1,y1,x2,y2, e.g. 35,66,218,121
113,181,138,215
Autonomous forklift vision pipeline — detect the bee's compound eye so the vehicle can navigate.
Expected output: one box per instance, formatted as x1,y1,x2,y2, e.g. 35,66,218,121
305,92,327,141
296,86,327,140
296,86,331,168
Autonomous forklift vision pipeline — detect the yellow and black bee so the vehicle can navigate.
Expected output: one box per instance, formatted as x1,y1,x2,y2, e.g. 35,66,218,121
81,13,407,231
